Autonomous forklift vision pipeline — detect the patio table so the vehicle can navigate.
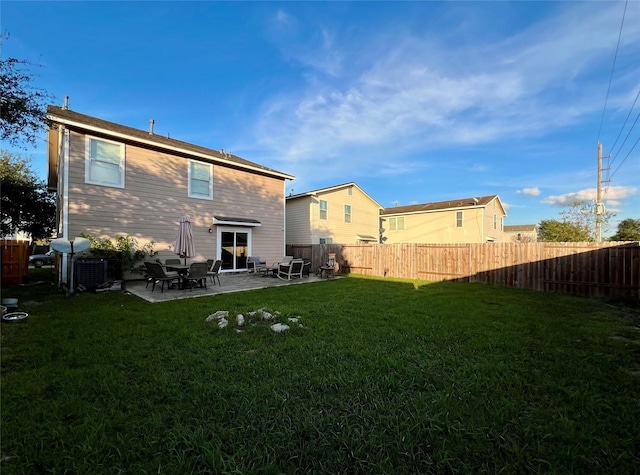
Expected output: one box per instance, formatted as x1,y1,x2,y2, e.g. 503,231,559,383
165,264,190,289
262,266,278,278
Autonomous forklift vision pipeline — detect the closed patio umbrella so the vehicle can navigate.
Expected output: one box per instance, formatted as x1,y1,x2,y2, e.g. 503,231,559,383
174,215,195,265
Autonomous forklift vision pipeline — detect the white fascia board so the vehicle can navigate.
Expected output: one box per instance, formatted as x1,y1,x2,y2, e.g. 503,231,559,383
47,114,295,181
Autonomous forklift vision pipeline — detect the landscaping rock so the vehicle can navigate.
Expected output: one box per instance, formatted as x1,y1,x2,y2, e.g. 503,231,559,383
271,323,290,333
205,310,229,322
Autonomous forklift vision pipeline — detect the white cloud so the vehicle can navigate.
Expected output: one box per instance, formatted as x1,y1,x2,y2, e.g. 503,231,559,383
542,186,637,207
255,2,638,185
518,187,541,196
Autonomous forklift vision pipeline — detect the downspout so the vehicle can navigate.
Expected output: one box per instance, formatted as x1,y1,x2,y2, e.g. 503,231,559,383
60,127,70,287
283,180,288,256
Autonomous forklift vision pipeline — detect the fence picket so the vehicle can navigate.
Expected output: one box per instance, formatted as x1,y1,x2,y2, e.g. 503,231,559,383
286,242,640,299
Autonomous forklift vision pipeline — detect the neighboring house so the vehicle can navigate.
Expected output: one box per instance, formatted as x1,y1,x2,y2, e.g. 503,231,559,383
380,195,507,244
286,182,382,244
47,105,294,274
504,224,538,242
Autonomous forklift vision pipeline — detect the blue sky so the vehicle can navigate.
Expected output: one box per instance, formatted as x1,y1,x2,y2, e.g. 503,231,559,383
3,1,639,235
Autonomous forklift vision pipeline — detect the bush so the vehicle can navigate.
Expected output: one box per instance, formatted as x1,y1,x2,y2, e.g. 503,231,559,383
79,234,156,275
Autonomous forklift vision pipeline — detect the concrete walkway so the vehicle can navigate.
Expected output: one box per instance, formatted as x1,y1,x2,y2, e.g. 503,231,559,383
125,271,335,303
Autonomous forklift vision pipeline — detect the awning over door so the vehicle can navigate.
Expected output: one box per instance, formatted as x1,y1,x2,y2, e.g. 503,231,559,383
213,216,262,227
357,234,378,242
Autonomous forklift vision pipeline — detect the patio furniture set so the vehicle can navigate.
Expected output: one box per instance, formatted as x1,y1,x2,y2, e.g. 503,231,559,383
145,254,339,294
144,259,221,293
247,255,339,280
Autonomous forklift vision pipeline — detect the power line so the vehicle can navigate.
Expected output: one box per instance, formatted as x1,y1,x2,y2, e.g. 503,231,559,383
596,0,628,141
610,110,640,167
609,134,640,180
607,88,640,157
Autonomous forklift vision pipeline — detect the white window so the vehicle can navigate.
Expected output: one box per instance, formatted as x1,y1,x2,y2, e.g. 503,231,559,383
456,211,463,228
319,237,333,244
319,200,328,220
493,214,497,230
85,136,125,188
388,216,405,231
188,160,213,200
344,204,352,223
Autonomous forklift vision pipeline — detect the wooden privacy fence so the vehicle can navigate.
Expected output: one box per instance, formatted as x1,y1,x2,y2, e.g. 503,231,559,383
1,240,31,285
286,242,640,299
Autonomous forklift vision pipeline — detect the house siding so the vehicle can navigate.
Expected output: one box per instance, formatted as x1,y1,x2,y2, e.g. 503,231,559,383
286,197,312,245
64,129,287,265
287,184,381,245
381,196,507,244
483,198,505,241
383,208,486,244
504,225,538,242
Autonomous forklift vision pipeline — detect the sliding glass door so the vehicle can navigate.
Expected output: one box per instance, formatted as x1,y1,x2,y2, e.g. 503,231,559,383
218,228,250,271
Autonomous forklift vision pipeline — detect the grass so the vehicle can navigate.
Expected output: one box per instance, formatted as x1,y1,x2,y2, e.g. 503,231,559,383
1,269,639,474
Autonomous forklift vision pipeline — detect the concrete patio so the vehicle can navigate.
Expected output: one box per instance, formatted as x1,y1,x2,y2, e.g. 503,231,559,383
124,271,336,303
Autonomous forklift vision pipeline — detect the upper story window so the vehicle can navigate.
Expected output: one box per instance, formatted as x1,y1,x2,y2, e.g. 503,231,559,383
493,214,497,230
319,200,328,220
344,204,352,223
456,211,463,228
319,237,333,244
188,160,213,200
85,136,125,188
348,186,353,196
388,216,405,231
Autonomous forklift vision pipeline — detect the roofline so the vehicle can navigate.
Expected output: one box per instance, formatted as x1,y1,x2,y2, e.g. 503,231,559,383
47,111,295,181
287,182,356,199
381,195,505,216
287,182,383,208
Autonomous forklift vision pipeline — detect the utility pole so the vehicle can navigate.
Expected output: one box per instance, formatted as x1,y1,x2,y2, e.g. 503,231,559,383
595,142,605,243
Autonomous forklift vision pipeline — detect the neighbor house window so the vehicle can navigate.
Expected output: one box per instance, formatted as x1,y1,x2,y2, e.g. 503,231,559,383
319,237,332,244
456,211,463,228
388,216,405,231
494,215,497,230
348,186,353,196
85,136,125,188
344,204,352,223
188,160,213,199
319,200,328,220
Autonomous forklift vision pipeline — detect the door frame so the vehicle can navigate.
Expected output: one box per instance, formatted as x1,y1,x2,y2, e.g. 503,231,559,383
216,226,252,272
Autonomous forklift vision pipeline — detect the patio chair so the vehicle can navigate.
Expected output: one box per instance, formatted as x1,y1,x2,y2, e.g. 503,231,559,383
274,256,293,267
183,262,209,291
207,259,222,286
277,258,305,281
247,256,267,274
144,261,180,293
319,253,339,278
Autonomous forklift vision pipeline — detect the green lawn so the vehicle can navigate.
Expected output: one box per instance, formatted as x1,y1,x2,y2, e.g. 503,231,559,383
1,270,639,474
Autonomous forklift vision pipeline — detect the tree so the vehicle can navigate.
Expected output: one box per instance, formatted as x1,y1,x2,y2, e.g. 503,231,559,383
0,152,56,240
538,200,615,242
0,36,54,147
538,219,592,242
609,219,640,241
